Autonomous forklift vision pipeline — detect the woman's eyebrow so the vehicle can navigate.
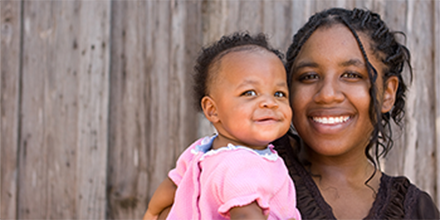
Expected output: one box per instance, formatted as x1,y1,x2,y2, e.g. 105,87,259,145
293,61,319,70
341,59,364,67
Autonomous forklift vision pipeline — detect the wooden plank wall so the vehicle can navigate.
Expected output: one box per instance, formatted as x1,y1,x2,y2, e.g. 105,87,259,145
0,0,438,219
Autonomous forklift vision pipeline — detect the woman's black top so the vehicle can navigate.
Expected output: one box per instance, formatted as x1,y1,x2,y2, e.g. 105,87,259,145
274,135,440,220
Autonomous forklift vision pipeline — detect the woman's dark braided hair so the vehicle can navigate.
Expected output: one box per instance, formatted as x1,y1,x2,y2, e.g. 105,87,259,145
193,32,284,111
286,8,412,172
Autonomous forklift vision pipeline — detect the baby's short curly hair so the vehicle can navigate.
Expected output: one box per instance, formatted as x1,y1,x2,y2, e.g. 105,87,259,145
193,32,284,111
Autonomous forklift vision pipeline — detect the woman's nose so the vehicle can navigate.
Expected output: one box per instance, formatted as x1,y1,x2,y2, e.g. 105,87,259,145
259,95,278,108
313,77,344,104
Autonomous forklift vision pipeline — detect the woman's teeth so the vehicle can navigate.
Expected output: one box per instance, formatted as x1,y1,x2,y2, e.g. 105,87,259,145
312,116,350,124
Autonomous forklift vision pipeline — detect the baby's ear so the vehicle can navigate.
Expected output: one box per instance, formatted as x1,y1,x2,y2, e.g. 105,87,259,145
381,76,399,113
201,96,219,123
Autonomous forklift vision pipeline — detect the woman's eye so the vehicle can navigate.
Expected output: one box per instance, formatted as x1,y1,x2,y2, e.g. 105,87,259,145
298,73,319,82
241,90,257,96
274,91,286,98
342,72,362,79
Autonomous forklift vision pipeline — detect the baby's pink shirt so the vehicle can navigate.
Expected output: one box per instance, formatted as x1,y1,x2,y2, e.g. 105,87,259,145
167,136,301,220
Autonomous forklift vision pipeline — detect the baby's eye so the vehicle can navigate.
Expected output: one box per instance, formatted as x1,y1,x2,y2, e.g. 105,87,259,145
241,90,257,96
274,91,287,98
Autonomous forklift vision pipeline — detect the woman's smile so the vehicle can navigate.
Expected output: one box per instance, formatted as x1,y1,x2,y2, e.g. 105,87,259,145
309,114,353,135
311,115,350,124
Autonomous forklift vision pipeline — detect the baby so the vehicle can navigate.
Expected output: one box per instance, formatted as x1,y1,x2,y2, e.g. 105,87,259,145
144,32,301,220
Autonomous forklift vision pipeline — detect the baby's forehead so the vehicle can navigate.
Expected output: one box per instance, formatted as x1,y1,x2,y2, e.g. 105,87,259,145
213,45,272,66
210,47,279,75
209,49,286,85
208,47,278,80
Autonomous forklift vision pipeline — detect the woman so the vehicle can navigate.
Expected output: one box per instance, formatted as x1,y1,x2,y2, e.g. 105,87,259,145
151,7,440,219
275,7,439,219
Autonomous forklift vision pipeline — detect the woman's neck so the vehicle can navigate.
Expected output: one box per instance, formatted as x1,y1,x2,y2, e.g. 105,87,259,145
302,145,382,219
303,146,378,186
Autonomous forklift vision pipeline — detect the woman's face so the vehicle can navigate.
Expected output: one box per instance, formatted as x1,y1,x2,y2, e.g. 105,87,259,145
290,24,389,158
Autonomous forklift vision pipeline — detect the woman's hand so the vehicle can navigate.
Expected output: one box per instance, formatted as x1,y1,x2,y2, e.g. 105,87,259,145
142,210,158,220
157,206,171,220
229,201,267,220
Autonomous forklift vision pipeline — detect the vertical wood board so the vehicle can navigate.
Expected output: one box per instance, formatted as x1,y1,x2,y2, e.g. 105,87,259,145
17,1,111,219
434,0,440,207
403,0,436,196
108,1,202,218
0,1,21,219
381,0,409,176
75,1,110,219
108,1,152,218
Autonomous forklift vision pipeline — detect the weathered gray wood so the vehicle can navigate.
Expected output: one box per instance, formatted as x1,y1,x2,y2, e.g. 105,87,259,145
18,1,110,218
75,1,110,219
380,0,409,176
284,0,319,55
107,1,202,218
434,0,440,206
402,0,436,198
0,1,21,219
313,0,349,12
262,1,302,52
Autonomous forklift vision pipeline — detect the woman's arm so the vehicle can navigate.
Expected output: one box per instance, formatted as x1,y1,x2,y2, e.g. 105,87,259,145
143,177,177,220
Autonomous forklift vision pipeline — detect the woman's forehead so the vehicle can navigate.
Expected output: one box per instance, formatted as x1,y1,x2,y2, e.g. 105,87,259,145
295,24,385,75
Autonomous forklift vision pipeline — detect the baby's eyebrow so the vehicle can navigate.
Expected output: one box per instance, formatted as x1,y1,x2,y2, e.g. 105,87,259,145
276,81,288,87
239,79,259,85
237,80,287,88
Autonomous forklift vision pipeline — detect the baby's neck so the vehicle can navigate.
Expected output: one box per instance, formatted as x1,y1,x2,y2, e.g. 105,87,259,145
212,133,268,150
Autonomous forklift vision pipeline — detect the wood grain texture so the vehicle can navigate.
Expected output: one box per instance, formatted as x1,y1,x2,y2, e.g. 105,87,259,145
380,0,408,177
412,0,436,198
17,1,110,218
0,1,21,219
107,1,202,218
434,0,440,206
402,0,436,197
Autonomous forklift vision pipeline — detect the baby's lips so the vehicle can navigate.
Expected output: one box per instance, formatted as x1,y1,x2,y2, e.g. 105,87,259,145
254,115,280,122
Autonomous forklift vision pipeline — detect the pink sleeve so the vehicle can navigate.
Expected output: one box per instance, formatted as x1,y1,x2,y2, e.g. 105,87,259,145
212,150,279,217
168,138,204,186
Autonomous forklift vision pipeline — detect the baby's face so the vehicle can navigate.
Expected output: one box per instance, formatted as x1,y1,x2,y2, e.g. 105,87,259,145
208,50,292,149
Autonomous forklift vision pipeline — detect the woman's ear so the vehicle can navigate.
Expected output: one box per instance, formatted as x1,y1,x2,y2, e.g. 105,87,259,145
381,76,399,113
201,96,220,123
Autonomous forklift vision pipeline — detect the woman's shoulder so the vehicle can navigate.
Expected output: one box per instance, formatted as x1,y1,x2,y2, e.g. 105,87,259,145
373,173,439,219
